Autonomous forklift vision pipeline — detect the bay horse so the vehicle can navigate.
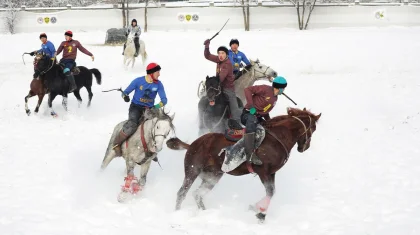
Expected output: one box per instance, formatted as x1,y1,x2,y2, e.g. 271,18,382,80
166,107,321,222
198,75,243,135
24,52,102,117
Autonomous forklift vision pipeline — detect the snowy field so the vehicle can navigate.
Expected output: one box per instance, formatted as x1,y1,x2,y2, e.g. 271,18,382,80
1,27,420,235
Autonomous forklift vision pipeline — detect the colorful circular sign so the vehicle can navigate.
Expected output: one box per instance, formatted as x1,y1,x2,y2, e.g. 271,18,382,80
51,17,57,24
37,17,43,24
178,14,185,22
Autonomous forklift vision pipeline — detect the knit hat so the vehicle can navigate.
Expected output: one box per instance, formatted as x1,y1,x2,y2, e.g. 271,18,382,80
64,30,73,37
132,19,137,25
146,63,161,74
272,76,287,89
217,46,229,55
229,38,239,46
39,33,47,39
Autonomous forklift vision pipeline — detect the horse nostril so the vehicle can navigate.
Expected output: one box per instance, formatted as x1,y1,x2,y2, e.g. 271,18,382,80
273,73,277,77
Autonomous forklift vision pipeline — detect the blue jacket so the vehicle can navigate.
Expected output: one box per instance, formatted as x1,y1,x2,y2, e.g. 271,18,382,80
123,76,168,107
228,50,250,72
37,41,56,58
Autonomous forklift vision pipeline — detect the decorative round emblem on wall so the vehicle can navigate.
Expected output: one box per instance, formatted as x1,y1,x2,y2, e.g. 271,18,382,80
192,14,199,21
44,17,50,24
37,17,43,24
51,17,57,24
178,14,185,22
186,14,191,21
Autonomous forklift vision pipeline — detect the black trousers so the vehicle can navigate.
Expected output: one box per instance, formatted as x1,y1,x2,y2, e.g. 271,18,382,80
122,103,147,136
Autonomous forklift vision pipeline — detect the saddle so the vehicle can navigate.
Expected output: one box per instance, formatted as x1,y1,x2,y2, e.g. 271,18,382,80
58,62,81,75
225,128,245,142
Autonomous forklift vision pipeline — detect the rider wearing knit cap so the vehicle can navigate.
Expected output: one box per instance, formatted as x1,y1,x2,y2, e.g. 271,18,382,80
112,62,168,158
54,30,94,93
203,38,242,130
123,19,142,57
228,38,251,79
241,76,288,165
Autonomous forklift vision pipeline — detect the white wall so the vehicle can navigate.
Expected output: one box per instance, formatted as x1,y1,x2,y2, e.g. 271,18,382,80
1,5,420,34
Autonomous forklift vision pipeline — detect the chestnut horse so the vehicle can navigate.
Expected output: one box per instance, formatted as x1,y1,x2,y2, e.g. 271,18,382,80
166,107,321,222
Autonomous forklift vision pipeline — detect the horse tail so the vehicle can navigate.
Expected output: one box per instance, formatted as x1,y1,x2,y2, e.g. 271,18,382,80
166,137,190,150
90,68,102,85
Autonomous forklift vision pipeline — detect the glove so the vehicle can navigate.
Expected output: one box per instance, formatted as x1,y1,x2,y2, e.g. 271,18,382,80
249,107,257,115
122,93,130,103
125,32,128,37
203,39,210,46
135,33,138,36
29,52,35,56
91,55,94,61
154,104,161,109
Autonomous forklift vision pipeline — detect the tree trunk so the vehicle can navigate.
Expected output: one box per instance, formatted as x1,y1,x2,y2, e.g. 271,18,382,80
126,0,129,27
304,0,317,30
246,1,250,31
241,0,250,31
296,2,302,30
121,1,126,28
144,0,148,32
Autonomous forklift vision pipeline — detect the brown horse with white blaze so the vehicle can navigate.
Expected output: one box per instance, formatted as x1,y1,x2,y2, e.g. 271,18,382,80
166,107,321,222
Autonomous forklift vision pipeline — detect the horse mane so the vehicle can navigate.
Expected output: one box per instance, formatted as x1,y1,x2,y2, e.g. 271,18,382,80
144,107,176,133
263,107,319,128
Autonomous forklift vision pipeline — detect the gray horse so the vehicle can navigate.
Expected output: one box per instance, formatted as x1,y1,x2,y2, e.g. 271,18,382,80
101,108,175,202
198,59,278,104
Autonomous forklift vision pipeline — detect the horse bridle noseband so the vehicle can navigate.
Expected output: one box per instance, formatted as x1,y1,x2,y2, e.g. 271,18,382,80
292,115,314,150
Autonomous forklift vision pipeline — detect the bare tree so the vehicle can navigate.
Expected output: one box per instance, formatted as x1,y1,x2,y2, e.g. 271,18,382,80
3,0,21,34
240,0,250,31
289,0,317,30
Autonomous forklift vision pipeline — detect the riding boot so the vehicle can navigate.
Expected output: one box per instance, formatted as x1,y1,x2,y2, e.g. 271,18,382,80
244,132,263,165
122,43,126,55
134,39,140,57
112,130,130,157
65,71,77,93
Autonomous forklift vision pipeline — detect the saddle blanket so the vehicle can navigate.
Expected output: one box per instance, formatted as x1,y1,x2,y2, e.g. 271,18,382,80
220,125,265,173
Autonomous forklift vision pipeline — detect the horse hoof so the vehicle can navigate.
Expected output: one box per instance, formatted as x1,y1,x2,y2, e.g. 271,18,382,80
51,112,58,117
26,110,31,116
256,213,266,222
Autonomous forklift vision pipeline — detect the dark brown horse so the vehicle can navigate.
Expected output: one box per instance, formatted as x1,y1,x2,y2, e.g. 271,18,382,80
166,107,321,222
24,52,49,115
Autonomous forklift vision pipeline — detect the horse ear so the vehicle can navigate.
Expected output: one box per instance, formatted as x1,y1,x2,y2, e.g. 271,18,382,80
303,107,306,111
316,113,322,121
206,75,210,80
256,58,260,63
170,113,175,120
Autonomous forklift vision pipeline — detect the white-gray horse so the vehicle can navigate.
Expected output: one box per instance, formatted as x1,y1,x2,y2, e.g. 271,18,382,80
123,32,147,69
101,108,175,202
198,59,278,104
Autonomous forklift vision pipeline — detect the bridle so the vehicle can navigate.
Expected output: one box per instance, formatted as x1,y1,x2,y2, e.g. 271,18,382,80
149,118,171,148
292,115,315,150
243,60,272,81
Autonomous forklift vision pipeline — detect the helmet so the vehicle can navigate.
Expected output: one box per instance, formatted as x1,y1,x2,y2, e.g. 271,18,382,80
229,38,239,46
64,30,73,37
39,33,47,39
146,63,161,74
217,46,229,55
272,76,287,89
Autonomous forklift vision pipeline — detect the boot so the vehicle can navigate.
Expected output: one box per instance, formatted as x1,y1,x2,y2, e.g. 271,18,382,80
244,132,262,165
65,71,77,93
112,130,129,157
122,44,126,55
134,40,140,57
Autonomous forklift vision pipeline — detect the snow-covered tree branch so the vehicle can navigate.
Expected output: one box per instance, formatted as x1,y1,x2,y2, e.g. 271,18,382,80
3,0,21,34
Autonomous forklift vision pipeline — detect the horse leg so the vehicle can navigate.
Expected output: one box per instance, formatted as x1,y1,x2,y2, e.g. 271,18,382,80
138,159,152,189
193,172,223,210
176,164,202,210
25,90,36,116
34,92,45,114
85,86,93,107
62,94,68,112
252,173,276,222
48,92,58,117
131,57,135,68
73,89,83,108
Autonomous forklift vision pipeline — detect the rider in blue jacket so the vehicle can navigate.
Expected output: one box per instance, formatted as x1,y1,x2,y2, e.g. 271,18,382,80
30,33,56,79
228,39,251,80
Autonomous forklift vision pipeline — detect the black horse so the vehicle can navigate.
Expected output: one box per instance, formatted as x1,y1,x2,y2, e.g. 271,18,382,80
198,76,243,135
35,53,102,117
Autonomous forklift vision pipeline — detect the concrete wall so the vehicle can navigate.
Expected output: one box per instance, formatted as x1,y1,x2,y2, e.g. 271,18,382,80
1,4,420,34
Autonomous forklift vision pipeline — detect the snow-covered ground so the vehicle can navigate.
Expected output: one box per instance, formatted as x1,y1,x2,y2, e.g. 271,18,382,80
1,27,420,234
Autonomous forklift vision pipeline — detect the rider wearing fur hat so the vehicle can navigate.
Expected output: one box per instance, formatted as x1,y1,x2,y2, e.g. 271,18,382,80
123,19,142,57
113,63,168,158
228,39,251,79
241,76,288,165
203,38,242,130
54,30,94,93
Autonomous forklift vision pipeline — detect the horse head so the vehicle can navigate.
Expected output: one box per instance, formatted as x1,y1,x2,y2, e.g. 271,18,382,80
205,75,222,106
286,107,322,152
34,52,50,70
249,59,278,82
143,108,175,152
126,32,135,44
